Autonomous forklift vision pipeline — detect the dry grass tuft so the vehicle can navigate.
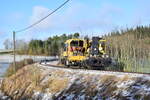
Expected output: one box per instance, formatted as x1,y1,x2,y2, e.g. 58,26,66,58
46,77,68,93
0,65,43,100
98,75,118,97
100,75,118,83
52,70,66,77
119,75,130,82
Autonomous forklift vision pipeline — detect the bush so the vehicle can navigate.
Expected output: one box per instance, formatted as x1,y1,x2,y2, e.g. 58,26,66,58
4,59,34,77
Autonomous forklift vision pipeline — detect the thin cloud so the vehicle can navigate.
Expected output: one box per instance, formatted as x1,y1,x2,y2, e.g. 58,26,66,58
29,1,122,34
30,6,54,30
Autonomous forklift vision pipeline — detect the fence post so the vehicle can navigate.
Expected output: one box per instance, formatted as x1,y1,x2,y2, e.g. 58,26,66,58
13,31,16,72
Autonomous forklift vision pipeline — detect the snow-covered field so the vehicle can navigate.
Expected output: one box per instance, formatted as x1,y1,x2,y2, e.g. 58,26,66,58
0,61,150,100
0,54,55,77
0,54,55,63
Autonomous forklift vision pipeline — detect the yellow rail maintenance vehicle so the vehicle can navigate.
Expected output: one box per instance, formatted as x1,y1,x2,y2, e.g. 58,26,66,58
60,37,112,69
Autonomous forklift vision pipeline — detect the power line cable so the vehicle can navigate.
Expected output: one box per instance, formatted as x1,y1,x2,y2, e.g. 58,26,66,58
16,0,70,33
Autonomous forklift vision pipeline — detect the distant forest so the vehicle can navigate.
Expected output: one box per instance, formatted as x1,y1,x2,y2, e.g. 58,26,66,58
105,26,150,72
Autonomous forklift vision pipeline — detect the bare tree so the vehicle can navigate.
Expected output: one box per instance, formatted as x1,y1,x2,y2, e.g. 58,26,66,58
3,39,12,49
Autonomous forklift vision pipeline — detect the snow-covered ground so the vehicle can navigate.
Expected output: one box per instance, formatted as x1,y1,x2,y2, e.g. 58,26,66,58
34,62,150,100
0,61,150,100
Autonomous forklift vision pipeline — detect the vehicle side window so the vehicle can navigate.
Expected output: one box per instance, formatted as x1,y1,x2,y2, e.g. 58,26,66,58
79,40,83,47
64,43,68,51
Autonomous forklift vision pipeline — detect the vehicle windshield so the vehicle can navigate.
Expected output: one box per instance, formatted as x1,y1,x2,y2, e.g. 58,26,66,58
79,40,83,47
70,41,78,46
70,40,84,47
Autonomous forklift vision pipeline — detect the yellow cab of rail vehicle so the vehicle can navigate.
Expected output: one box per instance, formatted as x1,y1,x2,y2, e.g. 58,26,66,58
61,38,86,66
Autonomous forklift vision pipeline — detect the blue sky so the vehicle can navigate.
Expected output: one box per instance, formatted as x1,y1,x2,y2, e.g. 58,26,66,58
0,0,150,49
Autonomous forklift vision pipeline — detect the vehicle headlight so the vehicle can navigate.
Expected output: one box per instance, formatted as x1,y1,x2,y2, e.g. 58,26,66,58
99,47,103,51
106,55,109,58
102,55,105,58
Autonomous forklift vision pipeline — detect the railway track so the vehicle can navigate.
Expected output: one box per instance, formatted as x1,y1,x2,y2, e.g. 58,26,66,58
39,60,150,76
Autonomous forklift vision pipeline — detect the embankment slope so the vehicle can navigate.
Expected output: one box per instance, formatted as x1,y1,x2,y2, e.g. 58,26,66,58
0,62,150,100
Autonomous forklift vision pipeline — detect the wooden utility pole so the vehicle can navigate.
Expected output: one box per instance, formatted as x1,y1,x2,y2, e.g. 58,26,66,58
13,31,16,72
